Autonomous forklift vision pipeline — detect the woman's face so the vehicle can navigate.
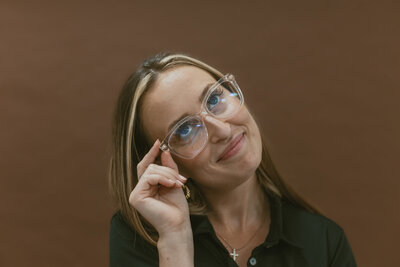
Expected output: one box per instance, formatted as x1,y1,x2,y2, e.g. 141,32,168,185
140,65,262,192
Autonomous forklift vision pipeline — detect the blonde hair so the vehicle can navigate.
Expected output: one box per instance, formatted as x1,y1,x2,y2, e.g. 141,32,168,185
109,52,321,246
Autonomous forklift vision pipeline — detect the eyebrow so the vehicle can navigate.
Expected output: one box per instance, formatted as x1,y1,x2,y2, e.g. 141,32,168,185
166,82,215,132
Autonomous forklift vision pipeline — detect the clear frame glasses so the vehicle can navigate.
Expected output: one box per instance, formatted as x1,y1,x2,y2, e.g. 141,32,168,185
159,74,244,159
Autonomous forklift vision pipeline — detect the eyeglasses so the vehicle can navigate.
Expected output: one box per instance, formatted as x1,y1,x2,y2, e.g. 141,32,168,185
159,74,244,159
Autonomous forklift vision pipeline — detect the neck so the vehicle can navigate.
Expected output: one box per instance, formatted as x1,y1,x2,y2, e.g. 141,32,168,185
203,173,270,233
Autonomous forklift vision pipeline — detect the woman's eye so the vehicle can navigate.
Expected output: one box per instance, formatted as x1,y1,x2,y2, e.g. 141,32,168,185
208,95,219,106
207,89,223,110
177,124,192,137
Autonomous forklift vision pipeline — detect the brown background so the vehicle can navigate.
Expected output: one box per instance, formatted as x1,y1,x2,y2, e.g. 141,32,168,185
1,0,399,266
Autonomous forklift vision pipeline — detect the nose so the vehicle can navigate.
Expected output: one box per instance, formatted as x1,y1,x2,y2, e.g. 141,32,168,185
202,114,231,143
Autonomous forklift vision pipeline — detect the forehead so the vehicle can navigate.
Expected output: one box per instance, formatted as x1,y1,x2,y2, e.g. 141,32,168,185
140,65,217,142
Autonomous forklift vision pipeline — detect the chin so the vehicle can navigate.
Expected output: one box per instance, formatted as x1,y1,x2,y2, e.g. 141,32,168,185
239,151,261,175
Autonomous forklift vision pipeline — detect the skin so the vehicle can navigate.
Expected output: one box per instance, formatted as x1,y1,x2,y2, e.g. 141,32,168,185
130,66,270,267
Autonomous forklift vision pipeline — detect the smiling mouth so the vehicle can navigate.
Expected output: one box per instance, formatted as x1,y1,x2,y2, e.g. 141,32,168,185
217,132,245,162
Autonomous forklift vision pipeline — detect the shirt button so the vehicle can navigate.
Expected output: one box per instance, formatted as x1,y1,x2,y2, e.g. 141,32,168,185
249,257,257,265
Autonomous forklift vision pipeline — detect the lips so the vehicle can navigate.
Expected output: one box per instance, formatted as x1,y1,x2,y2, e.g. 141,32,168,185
217,132,245,162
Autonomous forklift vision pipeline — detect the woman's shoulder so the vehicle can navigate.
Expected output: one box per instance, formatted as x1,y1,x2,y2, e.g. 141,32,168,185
280,199,356,266
110,211,133,237
281,199,344,235
109,211,158,266
110,211,155,246
110,210,137,240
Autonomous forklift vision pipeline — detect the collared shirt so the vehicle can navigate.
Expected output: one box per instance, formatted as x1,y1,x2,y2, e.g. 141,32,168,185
109,193,357,266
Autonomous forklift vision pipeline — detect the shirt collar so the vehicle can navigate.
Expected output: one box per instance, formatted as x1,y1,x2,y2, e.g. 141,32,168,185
264,192,303,249
190,191,303,249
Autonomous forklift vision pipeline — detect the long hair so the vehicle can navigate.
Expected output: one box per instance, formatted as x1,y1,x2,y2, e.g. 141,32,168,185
109,52,321,246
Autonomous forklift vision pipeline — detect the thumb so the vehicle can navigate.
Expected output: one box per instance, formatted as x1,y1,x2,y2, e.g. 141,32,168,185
161,150,179,173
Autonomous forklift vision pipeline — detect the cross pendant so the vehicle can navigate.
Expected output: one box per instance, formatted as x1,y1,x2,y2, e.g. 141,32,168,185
230,248,239,261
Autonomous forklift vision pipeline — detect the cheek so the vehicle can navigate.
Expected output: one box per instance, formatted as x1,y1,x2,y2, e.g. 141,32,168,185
248,117,263,154
238,109,263,164
173,154,205,178
173,146,213,182
231,105,252,125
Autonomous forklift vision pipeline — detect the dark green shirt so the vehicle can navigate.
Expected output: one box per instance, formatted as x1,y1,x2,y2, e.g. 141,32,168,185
109,193,357,266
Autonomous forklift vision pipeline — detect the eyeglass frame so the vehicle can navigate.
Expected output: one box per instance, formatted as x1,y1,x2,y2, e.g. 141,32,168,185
159,73,244,159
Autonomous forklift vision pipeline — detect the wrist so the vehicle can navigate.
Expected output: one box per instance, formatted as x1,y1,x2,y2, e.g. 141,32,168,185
158,227,193,251
157,229,194,267
157,227,194,250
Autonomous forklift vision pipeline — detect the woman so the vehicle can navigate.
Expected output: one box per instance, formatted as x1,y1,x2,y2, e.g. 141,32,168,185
109,52,357,267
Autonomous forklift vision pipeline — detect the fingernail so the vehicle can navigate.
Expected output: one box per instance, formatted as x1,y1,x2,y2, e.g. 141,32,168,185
179,174,187,181
176,180,184,186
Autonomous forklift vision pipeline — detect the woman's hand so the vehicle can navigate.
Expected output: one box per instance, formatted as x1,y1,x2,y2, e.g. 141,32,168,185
129,139,191,236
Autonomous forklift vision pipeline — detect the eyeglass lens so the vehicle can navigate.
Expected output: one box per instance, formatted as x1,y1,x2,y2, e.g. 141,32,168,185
168,79,242,158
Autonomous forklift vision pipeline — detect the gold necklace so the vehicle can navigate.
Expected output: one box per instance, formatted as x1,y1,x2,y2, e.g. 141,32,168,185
215,220,265,262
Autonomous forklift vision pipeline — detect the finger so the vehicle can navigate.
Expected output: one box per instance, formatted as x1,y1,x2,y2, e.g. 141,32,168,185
145,165,176,181
130,174,176,205
150,176,183,188
132,174,176,198
146,174,177,188
137,139,161,178
134,174,183,199
148,164,187,183
161,150,179,172
152,176,184,188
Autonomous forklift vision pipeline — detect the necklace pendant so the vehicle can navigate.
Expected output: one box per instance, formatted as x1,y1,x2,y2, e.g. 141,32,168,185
230,248,239,261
